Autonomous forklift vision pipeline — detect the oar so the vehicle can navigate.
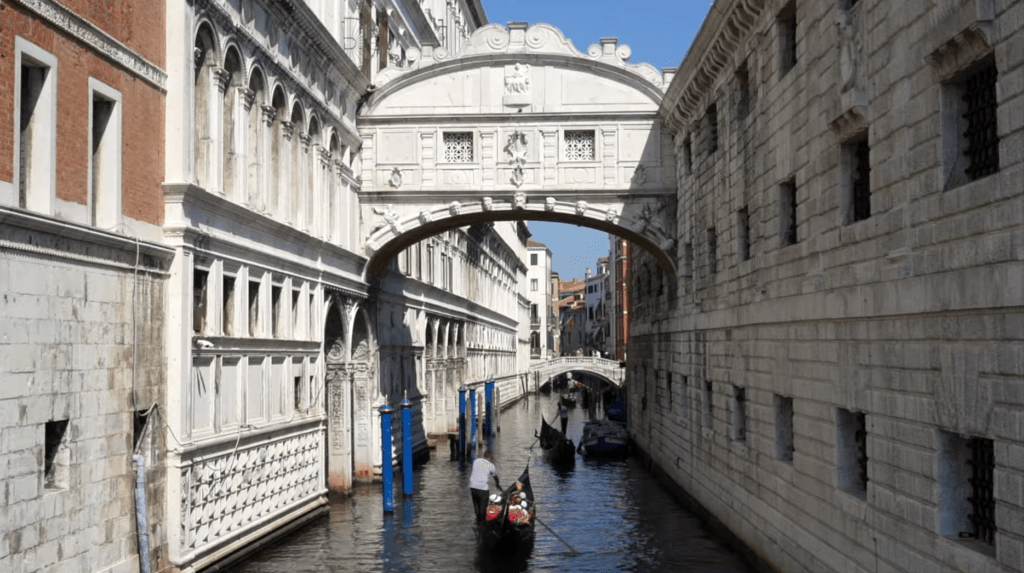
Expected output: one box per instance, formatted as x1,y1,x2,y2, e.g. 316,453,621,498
534,515,580,556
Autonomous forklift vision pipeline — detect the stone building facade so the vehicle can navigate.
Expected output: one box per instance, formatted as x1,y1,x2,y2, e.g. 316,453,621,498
629,1,1024,572
0,0,171,572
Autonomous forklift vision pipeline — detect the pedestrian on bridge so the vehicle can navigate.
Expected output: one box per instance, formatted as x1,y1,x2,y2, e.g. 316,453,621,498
469,450,500,521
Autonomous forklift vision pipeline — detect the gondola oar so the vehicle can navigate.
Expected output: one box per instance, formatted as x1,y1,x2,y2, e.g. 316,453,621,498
534,515,579,556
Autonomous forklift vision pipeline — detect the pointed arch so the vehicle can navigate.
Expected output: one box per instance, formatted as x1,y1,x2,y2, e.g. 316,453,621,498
193,23,218,188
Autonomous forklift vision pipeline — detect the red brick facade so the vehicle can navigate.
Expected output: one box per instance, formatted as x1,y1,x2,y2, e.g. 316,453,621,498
0,0,165,224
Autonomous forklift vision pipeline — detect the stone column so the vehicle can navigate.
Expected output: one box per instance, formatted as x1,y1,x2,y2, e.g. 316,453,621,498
211,67,230,195
280,121,295,223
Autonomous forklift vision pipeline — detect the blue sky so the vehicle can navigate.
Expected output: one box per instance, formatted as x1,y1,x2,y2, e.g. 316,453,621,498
483,1,711,281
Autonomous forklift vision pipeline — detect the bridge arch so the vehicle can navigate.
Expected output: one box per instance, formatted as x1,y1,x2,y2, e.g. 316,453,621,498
356,22,679,278
529,357,625,389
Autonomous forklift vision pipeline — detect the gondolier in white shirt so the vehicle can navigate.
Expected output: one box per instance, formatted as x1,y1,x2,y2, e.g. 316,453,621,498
469,450,500,521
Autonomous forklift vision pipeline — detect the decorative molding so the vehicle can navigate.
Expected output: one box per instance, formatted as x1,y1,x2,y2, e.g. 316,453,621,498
828,106,868,140
924,22,994,81
10,0,167,91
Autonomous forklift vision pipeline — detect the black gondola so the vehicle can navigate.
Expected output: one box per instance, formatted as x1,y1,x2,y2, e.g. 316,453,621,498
478,464,535,554
559,393,576,408
537,416,575,466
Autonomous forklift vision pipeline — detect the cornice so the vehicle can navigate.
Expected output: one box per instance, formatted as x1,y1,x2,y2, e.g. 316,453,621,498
9,0,167,91
659,0,767,134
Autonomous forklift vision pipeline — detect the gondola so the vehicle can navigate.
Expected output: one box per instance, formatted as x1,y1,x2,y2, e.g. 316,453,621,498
559,393,576,408
478,464,535,554
537,416,575,466
577,419,629,458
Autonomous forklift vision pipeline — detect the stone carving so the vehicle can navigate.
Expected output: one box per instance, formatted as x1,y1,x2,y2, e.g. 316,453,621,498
327,337,344,362
511,166,525,188
545,197,556,211
504,63,530,94
481,197,494,211
372,205,403,234
837,9,862,92
575,200,588,216
634,164,648,185
388,167,403,189
606,209,619,223
352,340,369,361
449,201,462,216
635,202,675,251
419,210,433,224
506,131,528,164
513,193,526,210
179,431,321,552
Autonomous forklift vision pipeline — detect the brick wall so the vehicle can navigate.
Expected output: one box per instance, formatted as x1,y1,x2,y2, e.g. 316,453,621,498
0,0,165,225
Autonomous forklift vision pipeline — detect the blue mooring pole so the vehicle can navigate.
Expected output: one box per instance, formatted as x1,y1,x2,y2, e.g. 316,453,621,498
379,404,394,513
458,386,467,461
469,388,477,447
484,378,494,438
400,392,413,496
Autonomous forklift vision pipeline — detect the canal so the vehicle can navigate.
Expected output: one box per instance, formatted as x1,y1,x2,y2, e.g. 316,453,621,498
228,393,758,573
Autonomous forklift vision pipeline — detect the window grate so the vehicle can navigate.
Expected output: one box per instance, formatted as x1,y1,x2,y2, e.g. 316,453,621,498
967,437,996,545
852,139,871,221
443,132,474,163
962,64,999,181
854,412,868,490
564,130,595,161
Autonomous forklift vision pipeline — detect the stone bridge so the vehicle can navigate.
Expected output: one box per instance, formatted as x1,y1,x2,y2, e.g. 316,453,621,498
356,22,678,278
529,356,625,389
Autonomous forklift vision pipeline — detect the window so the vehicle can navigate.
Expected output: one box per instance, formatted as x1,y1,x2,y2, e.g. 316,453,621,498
88,79,122,228
736,61,751,120
193,268,209,334
531,278,538,291
223,275,237,337
706,227,717,276
836,409,867,495
780,180,798,246
775,395,794,462
939,432,996,547
530,304,538,319
682,136,692,176
248,278,261,337
706,103,718,154
731,386,746,442
842,136,871,224
443,132,474,162
737,207,751,261
942,58,999,189
778,2,797,76
271,284,282,337
564,130,595,161
44,419,70,490
14,38,57,214
530,253,538,265
667,372,674,409
703,380,713,428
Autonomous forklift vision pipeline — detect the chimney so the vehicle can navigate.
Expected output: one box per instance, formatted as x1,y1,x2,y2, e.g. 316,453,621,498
585,267,591,279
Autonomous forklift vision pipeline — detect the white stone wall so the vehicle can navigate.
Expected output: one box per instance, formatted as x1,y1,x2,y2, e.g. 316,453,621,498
0,214,170,573
635,0,1024,572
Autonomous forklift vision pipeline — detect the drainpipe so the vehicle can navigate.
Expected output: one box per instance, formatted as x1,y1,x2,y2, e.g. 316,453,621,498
132,455,152,573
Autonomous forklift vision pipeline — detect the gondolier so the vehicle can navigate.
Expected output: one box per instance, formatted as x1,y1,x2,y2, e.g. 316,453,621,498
558,401,569,434
470,450,501,521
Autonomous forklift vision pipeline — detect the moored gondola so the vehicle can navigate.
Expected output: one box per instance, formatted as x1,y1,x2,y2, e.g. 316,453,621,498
577,419,629,459
478,464,535,554
537,416,575,466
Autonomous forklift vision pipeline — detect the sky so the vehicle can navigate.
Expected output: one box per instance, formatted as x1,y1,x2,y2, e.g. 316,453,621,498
482,1,711,281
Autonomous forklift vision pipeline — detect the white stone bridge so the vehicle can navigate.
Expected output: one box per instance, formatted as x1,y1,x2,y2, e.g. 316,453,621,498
529,356,625,389
356,22,678,279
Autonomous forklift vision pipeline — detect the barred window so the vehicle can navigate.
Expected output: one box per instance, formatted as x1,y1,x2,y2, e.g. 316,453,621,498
564,130,595,161
443,132,474,162
962,63,999,181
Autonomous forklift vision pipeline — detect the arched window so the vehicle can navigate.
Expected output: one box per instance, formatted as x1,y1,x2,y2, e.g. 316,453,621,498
246,68,266,210
289,103,304,226
193,25,217,188
222,47,243,199
269,87,287,218
306,116,322,234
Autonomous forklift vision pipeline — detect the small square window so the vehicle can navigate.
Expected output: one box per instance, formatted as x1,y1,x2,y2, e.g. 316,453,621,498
564,130,595,161
443,132,474,162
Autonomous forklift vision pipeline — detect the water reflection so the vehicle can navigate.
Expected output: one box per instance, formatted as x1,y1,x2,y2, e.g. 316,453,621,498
229,395,756,573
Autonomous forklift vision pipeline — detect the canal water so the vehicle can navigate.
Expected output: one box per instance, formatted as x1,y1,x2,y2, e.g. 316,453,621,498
229,394,757,573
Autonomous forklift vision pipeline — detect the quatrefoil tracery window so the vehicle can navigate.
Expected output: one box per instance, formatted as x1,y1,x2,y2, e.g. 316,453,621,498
443,132,474,163
564,130,595,161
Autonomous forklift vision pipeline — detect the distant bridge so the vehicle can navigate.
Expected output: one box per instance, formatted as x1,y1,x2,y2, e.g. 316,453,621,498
529,357,625,389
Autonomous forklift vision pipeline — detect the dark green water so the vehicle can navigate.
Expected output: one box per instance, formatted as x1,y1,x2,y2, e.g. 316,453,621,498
229,394,757,573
